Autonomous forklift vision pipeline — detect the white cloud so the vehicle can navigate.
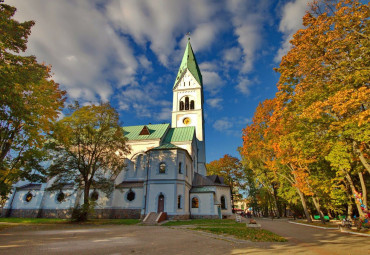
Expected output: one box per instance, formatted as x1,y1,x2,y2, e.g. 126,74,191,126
207,98,223,109
138,55,153,72
9,0,137,103
116,83,171,121
202,71,225,95
274,0,311,62
236,77,253,95
223,47,242,63
106,0,222,67
6,0,283,117
213,116,251,136
155,107,172,121
227,0,271,73
213,119,233,131
199,62,225,95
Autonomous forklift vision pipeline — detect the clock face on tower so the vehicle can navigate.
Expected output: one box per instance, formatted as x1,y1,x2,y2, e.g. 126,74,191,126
183,117,191,125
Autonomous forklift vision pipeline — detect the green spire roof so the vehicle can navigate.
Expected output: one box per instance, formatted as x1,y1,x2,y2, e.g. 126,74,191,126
173,39,202,88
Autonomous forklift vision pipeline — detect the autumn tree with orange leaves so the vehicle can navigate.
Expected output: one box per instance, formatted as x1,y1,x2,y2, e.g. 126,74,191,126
207,154,246,207
0,3,66,204
241,0,369,222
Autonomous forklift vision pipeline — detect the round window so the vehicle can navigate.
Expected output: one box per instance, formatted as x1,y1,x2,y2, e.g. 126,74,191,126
127,190,135,201
91,191,99,201
56,192,65,203
25,192,33,203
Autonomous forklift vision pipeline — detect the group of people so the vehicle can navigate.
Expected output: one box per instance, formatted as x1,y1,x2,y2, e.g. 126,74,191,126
240,211,253,218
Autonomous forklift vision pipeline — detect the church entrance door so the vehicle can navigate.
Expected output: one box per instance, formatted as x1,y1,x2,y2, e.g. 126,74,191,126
158,194,164,213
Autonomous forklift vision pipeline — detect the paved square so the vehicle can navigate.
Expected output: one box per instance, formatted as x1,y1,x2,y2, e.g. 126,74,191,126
0,219,369,255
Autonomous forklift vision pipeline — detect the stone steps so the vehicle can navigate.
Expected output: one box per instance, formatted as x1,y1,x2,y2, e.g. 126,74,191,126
142,212,167,225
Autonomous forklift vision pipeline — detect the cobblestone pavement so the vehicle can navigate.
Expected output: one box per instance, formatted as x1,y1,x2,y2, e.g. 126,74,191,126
0,219,368,255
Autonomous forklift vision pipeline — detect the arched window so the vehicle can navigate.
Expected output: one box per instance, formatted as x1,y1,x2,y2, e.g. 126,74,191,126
185,97,189,110
221,196,226,209
190,100,194,110
192,197,199,208
178,162,182,174
180,101,184,111
178,195,182,209
91,190,99,201
159,162,166,174
127,189,135,201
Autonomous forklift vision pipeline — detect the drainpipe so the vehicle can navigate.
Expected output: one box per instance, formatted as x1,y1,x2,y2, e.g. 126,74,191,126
143,151,150,216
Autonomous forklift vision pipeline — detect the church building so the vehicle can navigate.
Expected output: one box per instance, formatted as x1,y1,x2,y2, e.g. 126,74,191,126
3,40,232,220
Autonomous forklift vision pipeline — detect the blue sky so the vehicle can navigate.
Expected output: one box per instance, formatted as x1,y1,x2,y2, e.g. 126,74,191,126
8,0,312,162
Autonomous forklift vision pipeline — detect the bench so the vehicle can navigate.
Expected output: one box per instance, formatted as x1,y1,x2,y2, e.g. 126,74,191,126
314,215,330,221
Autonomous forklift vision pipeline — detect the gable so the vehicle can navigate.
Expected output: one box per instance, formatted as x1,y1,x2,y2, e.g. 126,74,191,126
173,69,202,91
123,124,170,141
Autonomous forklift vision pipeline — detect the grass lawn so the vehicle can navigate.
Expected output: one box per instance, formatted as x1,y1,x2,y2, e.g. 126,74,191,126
162,219,237,226
81,219,140,225
0,218,140,225
0,218,67,224
295,220,338,228
163,219,286,242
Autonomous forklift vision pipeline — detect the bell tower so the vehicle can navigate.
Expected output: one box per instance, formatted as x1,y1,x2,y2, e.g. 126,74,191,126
171,39,206,175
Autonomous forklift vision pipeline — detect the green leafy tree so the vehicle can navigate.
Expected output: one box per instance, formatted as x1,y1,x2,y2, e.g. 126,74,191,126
207,154,246,207
0,2,66,203
46,102,130,221
275,0,369,218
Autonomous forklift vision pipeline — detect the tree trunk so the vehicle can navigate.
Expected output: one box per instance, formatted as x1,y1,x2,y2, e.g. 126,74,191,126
296,187,312,223
347,201,353,220
81,183,90,221
345,173,365,218
272,191,281,218
358,171,367,208
312,196,326,224
353,141,370,175
327,210,333,219
344,180,353,220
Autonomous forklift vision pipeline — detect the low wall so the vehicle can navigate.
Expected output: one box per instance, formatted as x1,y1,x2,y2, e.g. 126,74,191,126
6,209,41,218
167,214,190,220
191,214,219,219
4,209,141,219
93,209,141,219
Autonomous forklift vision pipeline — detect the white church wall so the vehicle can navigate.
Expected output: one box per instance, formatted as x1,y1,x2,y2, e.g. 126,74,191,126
111,188,143,209
190,192,217,217
127,140,160,158
216,186,233,216
146,183,175,214
149,150,177,180
184,185,190,213
10,189,44,210
176,183,185,213
41,190,77,210
172,141,193,161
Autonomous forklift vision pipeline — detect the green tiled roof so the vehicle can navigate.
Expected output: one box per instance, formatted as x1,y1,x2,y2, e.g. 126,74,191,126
173,39,202,88
150,143,182,150
163,127,195,143
123,124,169,140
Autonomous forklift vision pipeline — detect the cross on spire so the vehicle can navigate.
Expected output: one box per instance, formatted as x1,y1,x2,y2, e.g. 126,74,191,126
186,32,191,40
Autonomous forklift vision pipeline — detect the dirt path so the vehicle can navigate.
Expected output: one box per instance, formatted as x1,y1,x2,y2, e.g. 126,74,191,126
0,220,368,255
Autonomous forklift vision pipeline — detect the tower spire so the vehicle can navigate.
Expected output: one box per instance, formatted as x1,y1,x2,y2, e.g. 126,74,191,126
173,39,202,88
